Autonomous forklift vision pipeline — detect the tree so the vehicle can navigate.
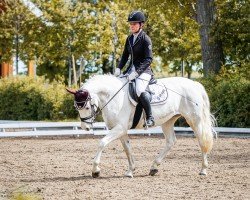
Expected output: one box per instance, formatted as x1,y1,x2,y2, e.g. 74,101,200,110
33,0,96,84
1,0,247,81
196,0,224,76
215,0,249,77
0,0,38,74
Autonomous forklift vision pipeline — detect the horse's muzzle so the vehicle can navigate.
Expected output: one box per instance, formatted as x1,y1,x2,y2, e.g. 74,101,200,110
81,122,91,131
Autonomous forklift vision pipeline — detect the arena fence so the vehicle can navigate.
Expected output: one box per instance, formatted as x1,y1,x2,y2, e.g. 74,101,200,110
0,121,249,138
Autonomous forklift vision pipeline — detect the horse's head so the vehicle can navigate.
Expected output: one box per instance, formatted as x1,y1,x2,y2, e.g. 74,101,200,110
66,88,98,131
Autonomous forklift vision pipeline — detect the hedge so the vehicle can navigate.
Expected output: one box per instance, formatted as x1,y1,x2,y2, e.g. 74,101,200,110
0,76,78,121
200,76,249,128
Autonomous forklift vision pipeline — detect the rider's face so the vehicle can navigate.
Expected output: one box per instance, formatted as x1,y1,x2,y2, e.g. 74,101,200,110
129,22,141,33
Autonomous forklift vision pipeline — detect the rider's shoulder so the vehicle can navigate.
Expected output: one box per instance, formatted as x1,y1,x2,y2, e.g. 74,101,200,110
126,34,133,39
142,32,152,44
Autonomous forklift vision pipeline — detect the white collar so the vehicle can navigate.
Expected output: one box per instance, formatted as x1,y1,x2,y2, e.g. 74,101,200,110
133,29,142,37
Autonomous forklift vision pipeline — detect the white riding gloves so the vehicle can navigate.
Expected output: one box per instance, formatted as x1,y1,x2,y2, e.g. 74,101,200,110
114,68,121,77
127,71,138,81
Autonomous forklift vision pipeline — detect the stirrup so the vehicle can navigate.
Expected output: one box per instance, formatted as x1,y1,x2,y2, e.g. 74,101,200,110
143,119,155,128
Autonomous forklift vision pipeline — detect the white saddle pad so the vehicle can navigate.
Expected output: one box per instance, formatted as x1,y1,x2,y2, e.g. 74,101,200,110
128,81,168,106
148,82,168,105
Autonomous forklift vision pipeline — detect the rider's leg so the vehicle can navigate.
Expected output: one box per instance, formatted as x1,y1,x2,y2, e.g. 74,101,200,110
139,92,155,127
135,73,155,127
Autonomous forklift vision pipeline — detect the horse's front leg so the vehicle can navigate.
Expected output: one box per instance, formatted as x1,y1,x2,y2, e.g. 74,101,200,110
92,124,125,178
120,135,135,178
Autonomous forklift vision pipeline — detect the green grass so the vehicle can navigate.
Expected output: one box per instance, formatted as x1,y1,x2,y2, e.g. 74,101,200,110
10,192,42,200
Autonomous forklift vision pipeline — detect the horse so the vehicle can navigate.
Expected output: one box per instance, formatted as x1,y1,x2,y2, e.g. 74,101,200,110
66,74,216,178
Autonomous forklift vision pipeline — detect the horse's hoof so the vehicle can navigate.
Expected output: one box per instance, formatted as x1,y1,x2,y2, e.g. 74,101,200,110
199,170,207,176
149,169,158,176
92,171,100,178
125,171,133,178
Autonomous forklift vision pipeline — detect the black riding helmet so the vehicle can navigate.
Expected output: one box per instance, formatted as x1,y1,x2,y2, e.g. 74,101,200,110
127,11,146,23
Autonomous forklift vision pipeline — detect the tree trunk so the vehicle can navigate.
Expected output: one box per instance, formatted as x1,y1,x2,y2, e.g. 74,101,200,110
197,0,224,77
102,59,110,74
186,61,192,79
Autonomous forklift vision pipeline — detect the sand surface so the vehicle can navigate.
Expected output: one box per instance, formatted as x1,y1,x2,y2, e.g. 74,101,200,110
0,136,249,200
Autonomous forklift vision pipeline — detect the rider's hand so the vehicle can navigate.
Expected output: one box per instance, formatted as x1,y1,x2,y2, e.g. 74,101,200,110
127,71,138,81
114,68,121,77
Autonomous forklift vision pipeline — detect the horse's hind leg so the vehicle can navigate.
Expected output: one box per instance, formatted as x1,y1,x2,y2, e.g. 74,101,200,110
195,124,210,175
187,119,210,176
120,135,135,178
149,116,179,176
192,124,208,175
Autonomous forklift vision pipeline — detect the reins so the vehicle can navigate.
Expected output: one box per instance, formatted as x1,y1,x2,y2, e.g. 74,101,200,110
79,80,129,124
97,80,129,114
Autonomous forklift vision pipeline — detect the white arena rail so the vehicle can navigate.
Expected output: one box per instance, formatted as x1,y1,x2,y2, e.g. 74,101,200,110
0,122,106,131
0,121,249,138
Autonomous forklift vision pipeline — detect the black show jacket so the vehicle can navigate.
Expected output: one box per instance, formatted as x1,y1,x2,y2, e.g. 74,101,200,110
118,30,153,76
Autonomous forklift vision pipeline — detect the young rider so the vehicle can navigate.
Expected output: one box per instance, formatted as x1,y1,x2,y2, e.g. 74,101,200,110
114,11,155,127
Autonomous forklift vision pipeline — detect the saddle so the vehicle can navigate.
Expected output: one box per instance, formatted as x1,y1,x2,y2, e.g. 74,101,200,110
128,79,168,129
128,79,168,106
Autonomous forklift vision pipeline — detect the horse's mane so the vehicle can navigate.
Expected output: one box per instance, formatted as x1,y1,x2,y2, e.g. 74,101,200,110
82,74,124,94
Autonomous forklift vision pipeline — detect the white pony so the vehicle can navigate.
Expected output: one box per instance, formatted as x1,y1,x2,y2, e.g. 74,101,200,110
67,75,215,178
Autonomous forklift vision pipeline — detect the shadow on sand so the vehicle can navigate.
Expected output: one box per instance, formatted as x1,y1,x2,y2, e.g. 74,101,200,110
20,174,149,183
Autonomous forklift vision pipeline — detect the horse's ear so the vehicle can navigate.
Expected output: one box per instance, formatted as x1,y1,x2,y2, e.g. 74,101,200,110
66,88,76,95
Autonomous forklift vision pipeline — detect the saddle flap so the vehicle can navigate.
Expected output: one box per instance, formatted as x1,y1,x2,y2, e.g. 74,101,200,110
128,81,138,106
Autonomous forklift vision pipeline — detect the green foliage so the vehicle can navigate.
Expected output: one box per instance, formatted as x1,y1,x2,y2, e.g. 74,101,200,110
10,192,42,200
216,0,249,69
36,60,67,83
0,1,37,62
200,72,250,127
0,0,248,80
151,5,201,76
60,93,79,120
0,76,78,120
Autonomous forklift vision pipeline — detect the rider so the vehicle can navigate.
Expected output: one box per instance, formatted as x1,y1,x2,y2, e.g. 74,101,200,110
114,10,155,127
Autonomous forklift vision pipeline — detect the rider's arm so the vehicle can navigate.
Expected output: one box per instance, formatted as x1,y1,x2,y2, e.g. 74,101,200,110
136,35,153,75
118,38,129,70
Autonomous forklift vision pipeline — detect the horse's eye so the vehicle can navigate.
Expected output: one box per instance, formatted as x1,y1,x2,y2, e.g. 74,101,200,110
86,107,90,110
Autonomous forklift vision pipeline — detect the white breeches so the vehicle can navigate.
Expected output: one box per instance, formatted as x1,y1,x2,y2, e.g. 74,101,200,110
135,73,151,97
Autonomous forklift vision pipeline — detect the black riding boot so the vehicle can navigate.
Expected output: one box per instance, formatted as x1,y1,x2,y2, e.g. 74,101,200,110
139,92,155,127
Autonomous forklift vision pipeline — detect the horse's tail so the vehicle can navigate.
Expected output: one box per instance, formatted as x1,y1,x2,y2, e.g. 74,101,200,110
198,83,217,153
